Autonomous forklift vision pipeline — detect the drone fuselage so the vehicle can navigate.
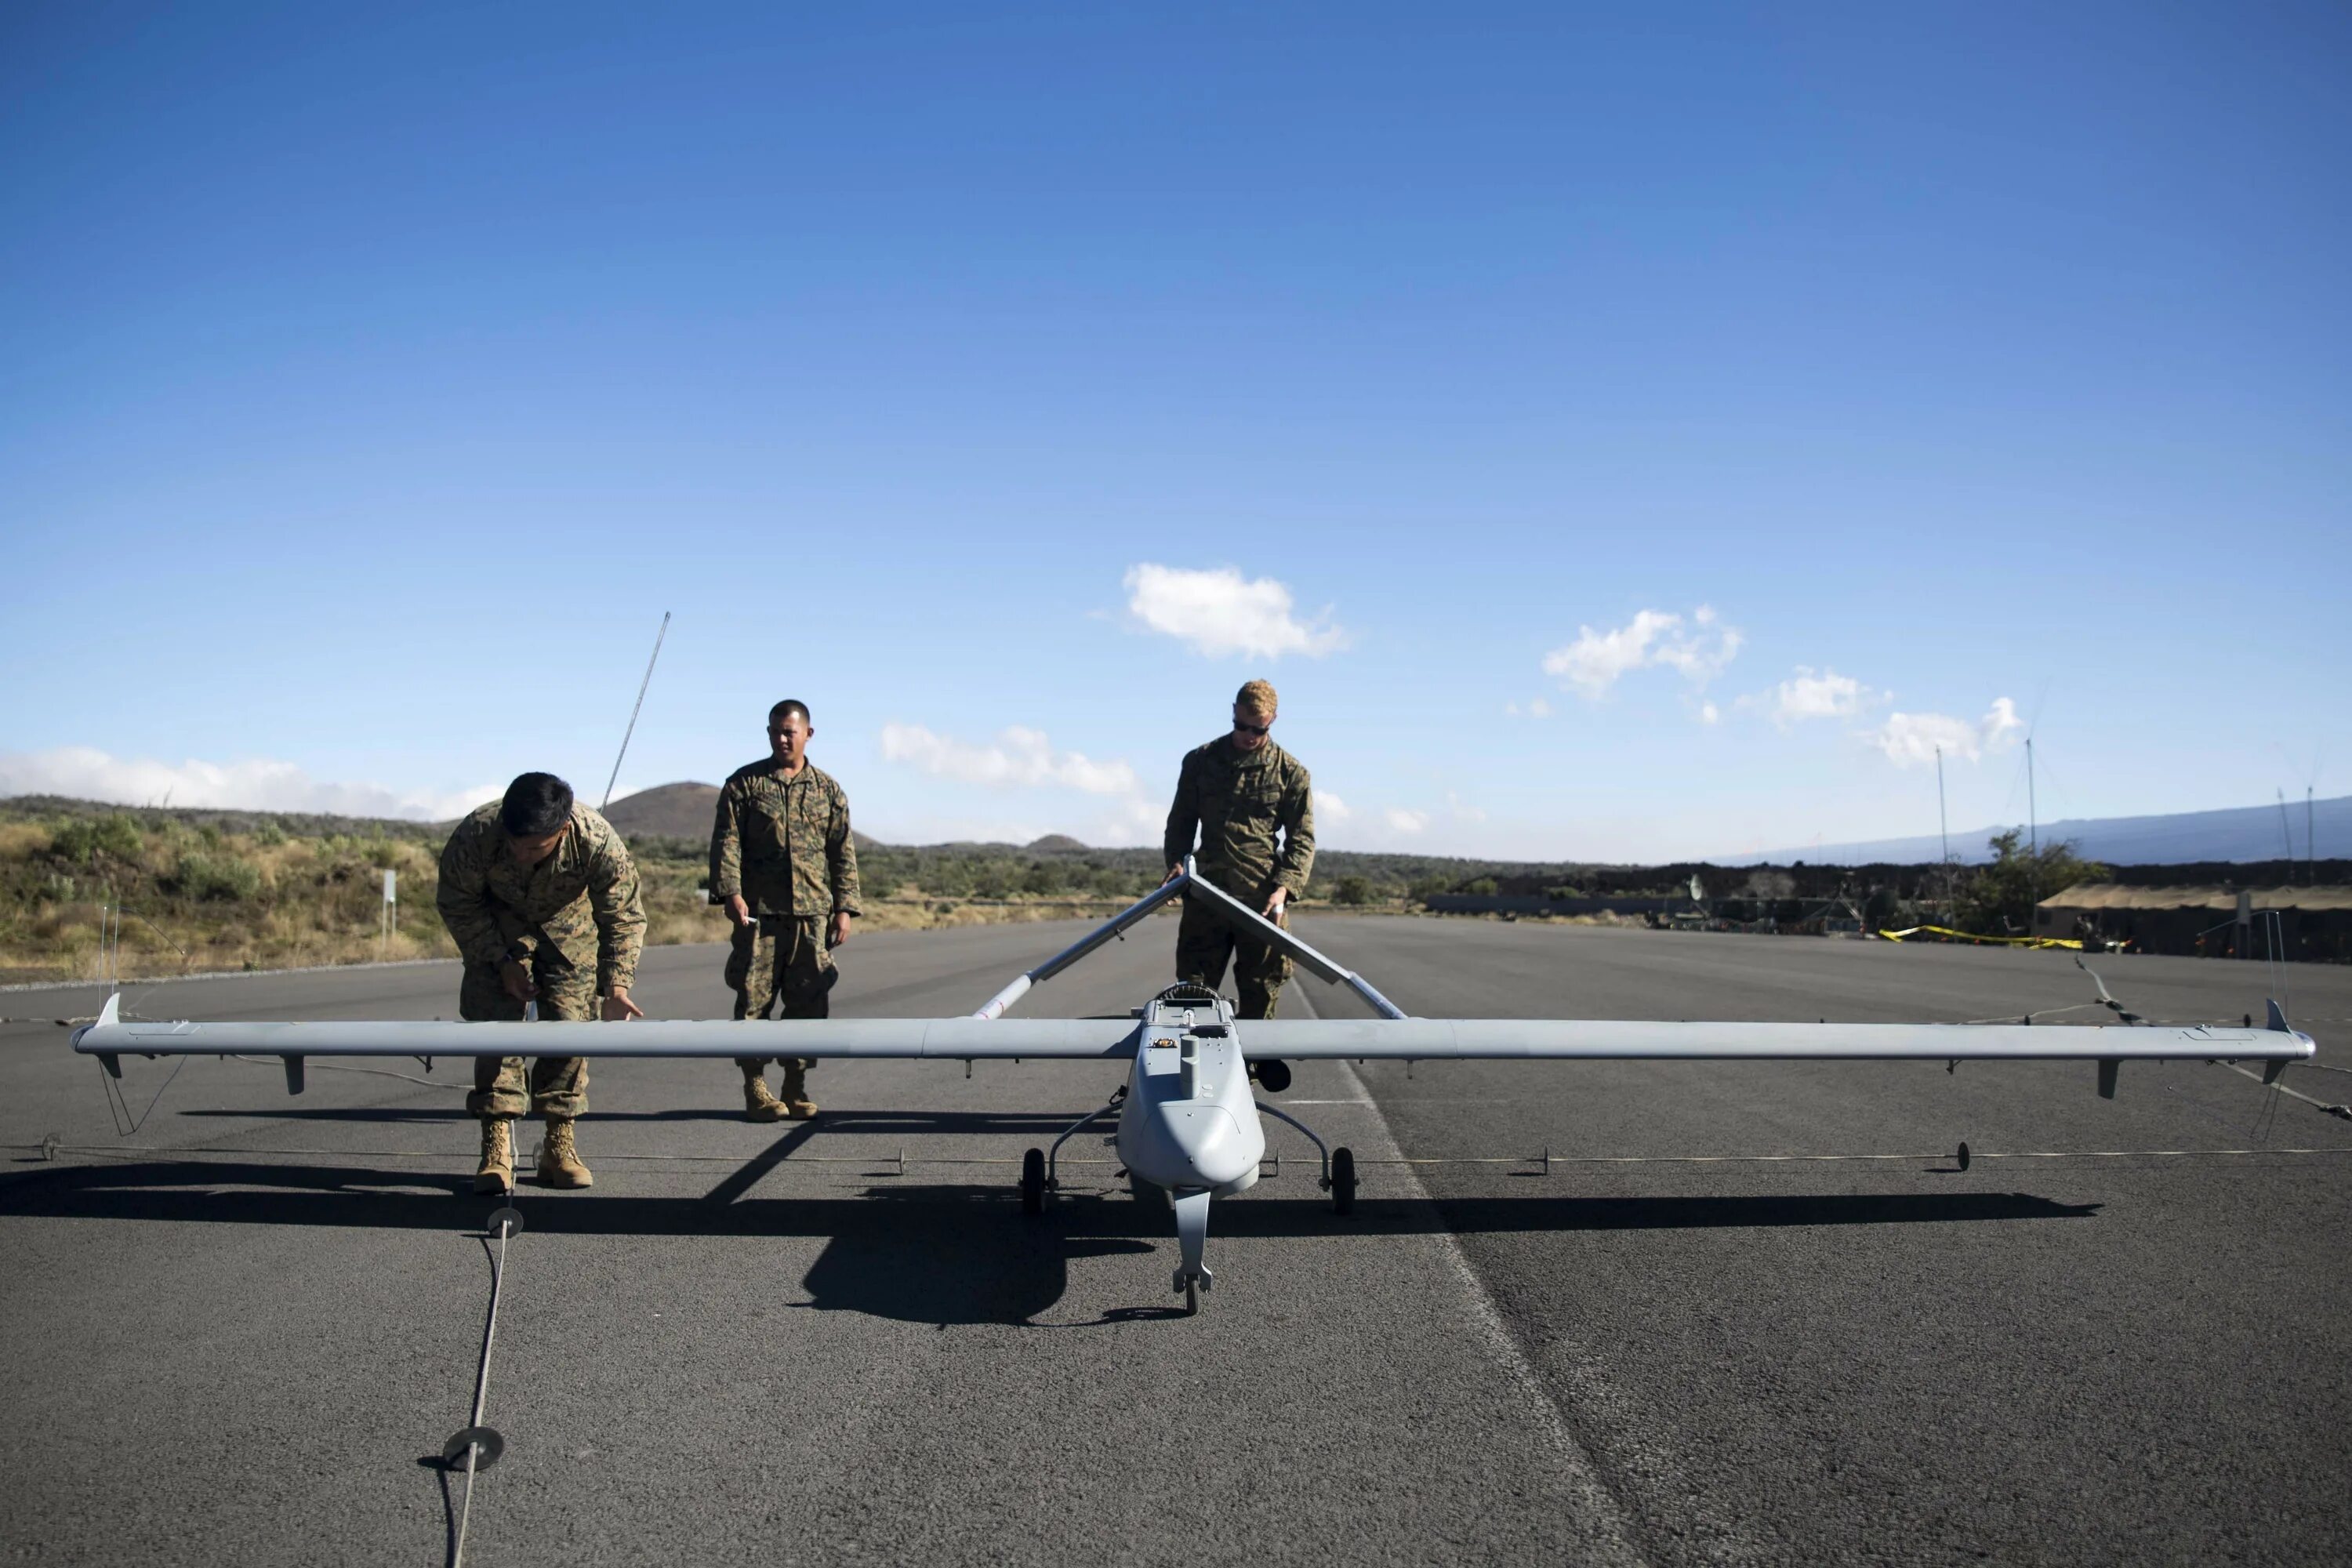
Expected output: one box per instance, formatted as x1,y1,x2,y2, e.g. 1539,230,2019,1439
1116,997,1264,1196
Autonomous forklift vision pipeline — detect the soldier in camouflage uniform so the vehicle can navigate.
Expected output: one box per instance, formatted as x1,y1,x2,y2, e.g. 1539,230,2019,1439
1162,679,1316,1020
710,699,860,1120
436,772,646,1195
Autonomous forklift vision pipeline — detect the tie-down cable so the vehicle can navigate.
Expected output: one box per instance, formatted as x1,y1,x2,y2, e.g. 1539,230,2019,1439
441,1204,523,1568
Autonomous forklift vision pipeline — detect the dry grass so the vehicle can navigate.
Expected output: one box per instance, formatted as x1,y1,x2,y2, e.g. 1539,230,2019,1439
0,802,1439,985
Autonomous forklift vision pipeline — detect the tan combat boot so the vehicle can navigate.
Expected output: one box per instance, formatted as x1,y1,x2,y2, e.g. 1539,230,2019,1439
780,1060,818,1120
743,1070,789,1123
536,1117,593,1189
474,1116,514,1196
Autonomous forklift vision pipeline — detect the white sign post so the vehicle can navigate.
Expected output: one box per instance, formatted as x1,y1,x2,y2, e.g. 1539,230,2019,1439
382,869,397,962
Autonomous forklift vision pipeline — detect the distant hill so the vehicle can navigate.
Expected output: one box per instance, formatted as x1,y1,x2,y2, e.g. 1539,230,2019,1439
1719,794,2352,868
1026,833,1088,851
602,781,722,840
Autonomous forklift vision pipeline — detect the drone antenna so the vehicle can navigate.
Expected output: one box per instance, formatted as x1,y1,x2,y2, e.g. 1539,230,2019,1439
601,611,671,811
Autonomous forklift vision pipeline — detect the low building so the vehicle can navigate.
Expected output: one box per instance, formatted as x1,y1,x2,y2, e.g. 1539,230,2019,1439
2034,883,2352,962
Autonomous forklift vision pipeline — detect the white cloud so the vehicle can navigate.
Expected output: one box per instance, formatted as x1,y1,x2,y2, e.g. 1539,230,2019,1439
880,723,1167,847
1541,606,1742,699
1446,791,1487,823
0,746,496,820
1870,698,2025,768
1093,795,1168,848
1384,807,1429,834
1505,696,1555,720
1762,666,1878,728
1700,701,1721,724
879,724,1141,797
1123,564,1348,660
1313,789,1352,822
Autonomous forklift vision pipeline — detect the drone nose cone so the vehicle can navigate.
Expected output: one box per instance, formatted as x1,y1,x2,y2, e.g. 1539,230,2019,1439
1174,1107,1259,1187
1130,1104,1263,1189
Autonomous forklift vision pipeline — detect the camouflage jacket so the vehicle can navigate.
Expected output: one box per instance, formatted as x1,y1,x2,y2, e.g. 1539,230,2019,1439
1162,735,1316,898
708,759,861,920
435,803,646,992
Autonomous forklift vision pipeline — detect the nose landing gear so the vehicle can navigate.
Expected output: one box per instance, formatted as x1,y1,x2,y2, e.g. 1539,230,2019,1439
1172,1189,1214,1314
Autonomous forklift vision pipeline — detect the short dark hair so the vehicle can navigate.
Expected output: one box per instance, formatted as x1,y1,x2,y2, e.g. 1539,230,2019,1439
499,772,575,837
769,699,811,726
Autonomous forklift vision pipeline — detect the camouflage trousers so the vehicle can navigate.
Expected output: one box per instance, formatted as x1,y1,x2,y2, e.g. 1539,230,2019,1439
727,915,831,1075
460,957,592,1120
1175,892,1292,1020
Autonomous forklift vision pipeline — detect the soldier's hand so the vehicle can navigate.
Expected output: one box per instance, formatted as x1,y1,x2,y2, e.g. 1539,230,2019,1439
601,987,644,1022
830,911,853,949
1263,887,1290,921
725,894,754,928
1163,865,1185,886
499,960,538,1002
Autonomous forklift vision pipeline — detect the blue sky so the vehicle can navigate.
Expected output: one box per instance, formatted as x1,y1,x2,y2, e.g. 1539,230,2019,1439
3,2,2345,862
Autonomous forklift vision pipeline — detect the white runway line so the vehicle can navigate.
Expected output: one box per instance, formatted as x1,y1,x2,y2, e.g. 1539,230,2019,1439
1298,973,1767,1567
1287,980,1658,1568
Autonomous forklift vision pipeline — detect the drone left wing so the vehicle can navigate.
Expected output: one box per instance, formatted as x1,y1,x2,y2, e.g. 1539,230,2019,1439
72,997,1138,1090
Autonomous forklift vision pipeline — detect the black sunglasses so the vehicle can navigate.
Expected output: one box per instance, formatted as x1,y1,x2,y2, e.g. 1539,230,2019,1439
1233,719,1272,735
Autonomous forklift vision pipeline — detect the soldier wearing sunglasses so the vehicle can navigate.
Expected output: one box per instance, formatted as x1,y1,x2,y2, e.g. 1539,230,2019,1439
1160,678,1317,1019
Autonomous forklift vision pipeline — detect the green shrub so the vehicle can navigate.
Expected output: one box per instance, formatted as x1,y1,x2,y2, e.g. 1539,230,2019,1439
365,840,401,869
174,851,263,902
255,822,289,847
50,814,144,866
1333,875,1374,906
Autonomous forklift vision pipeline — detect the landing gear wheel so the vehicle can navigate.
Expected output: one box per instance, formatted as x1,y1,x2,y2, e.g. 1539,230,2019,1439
1184,1276,1200,1315
1330,1146,1357,1216
1020,1147,1046,1214
1956,1141,1971,1172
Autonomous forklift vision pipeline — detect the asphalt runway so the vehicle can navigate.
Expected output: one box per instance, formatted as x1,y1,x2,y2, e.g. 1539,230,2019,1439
3,917,2347,1566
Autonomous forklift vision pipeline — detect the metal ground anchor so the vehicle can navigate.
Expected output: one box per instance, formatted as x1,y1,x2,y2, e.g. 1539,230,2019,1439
442,1425,506,1471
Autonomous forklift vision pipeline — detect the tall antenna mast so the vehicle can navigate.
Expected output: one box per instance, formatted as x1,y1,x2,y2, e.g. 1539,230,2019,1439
602,611,673,811
2277,788,2296,865
2027,735,2038,859
2310,785,2317,884
1936,745,1951,910
1936,746,1951,863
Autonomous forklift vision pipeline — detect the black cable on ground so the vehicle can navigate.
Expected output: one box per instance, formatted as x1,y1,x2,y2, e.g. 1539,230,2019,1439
442,1206,521,1568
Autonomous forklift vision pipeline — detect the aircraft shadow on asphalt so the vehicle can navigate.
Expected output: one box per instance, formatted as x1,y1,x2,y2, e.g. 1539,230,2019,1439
1,1159,2100,1323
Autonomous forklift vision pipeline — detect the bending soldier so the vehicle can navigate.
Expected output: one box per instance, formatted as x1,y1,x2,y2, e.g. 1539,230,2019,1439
710,699,860,1120
436,772,645,1195
1162,679,1316,1019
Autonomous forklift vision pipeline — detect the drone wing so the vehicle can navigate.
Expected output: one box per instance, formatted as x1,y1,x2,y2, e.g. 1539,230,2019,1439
67,865,2316,1105
1240,1015,2307,1063
73,998,1136,1083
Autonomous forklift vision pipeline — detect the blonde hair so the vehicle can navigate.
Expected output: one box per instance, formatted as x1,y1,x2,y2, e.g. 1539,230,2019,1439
1235,679,1278,717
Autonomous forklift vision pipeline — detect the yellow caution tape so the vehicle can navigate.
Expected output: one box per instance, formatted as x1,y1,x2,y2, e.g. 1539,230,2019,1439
1876,925,2083,951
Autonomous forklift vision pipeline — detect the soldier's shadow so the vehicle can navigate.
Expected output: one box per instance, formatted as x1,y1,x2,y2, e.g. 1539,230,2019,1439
792,1185,1152,1327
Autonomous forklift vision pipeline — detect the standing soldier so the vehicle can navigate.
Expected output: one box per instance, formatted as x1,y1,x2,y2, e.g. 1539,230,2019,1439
710,699,860,1121
1162,679,1316,1019
437,771,645,1196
